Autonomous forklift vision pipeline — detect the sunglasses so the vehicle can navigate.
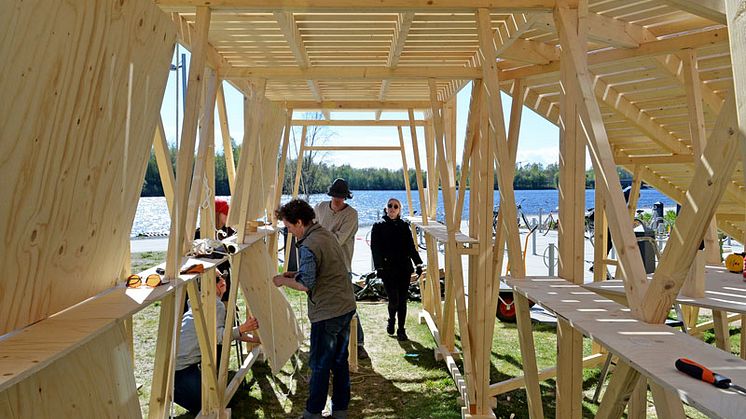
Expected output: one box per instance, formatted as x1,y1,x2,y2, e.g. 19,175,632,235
387,203,399,209
127,273,163,288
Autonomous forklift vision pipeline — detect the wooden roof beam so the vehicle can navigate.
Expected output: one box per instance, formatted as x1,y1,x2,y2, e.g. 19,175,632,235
156,0,556,12
377,12,414,120
661,0,726,24
653,53,725,114
273,12,330,119
223,66,481,80
613,154,694,165
282,100,432,110
586,12,657,49
591,72,692,155
500,27,728,81
171,12,254,96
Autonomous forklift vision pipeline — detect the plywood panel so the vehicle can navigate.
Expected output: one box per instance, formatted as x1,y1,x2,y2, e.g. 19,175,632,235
0,324,140,418
0,0,175,334
237,243,302,374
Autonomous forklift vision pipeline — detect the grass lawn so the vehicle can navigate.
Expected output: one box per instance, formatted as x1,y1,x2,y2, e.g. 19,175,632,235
131,251,734,418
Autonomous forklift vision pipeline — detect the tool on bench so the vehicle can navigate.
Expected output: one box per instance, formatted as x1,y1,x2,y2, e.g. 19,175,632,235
675,358,746,393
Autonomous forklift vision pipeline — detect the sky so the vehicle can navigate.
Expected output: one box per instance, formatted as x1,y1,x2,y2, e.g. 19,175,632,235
160,48,562,171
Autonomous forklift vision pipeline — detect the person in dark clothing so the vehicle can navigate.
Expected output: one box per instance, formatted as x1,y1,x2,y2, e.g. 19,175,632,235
370,198,423,341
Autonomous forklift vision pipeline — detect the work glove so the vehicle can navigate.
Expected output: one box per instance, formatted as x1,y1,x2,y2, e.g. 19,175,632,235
415,265,423,276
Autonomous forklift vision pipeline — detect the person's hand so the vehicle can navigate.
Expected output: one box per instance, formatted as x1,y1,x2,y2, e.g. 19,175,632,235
283,271,297,278
375,268,384,278
241,316,259,332
272,274,285,287
415,265,423,276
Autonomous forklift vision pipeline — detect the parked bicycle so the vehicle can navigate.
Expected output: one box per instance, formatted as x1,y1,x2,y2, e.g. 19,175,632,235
492,199,533,236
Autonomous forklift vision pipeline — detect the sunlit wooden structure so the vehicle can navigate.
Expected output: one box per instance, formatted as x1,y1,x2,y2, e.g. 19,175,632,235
2,0,746,418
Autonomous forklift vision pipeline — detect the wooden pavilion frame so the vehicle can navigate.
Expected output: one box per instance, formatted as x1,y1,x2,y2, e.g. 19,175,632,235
2,0,745,418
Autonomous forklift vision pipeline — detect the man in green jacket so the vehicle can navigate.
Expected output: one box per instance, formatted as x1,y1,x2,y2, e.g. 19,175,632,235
273,199,357,419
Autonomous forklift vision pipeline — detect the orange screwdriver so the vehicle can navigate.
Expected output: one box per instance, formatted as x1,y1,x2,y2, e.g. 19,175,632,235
675,358,746,393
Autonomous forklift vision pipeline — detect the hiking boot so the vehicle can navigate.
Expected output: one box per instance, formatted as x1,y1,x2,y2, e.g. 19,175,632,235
397,328,408,341
386,319,395,335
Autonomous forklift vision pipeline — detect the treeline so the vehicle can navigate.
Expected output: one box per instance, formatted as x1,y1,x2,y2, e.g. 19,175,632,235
140,150,630,196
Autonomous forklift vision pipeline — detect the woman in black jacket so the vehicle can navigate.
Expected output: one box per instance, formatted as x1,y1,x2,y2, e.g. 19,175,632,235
370,198,423,341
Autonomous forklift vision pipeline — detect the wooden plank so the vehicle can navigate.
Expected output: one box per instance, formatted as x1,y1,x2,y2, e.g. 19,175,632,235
725,1,746,248
488,353,605,396
222,66,482,80
476,9,543,418
284,100,432,110
166,6,212,279
555,5,649,316
640,93,740,323
237,244,302,373
376,12,414,117
661,0,726,24
304,145,401,151
509,276,746,419
0,325,141,419
153,118,176,216
155,0,557,11
555,3,586,416
216,84,237,194
0,0,175,335
424,86,479,409
292,119,426,126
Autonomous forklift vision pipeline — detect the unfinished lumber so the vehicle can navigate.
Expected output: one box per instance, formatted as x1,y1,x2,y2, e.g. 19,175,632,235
0,0,175,335
237,243,302,374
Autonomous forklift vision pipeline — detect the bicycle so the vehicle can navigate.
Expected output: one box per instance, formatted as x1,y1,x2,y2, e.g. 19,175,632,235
492,199,533,236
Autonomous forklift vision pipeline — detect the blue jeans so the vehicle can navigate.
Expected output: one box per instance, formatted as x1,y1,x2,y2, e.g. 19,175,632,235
174,363,201,414
306,310,355,416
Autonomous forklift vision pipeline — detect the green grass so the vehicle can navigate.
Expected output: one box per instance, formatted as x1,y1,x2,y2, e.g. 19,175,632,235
130,252,734,418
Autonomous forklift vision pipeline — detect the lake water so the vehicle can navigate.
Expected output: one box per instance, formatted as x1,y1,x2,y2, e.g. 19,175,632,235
131,189,676,237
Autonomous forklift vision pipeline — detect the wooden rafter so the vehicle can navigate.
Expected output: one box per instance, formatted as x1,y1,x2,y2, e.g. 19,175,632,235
273,12,330,119
376,12,414,120
222,65,481,80
155,0,557,11
661,0,726,24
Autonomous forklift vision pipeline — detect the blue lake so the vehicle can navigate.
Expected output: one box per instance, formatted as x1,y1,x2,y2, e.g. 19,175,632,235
132,189,676,237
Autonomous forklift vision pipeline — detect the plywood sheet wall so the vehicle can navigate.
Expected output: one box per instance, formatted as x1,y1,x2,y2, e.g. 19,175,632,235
0,324,141,418
229,99,286,225
0,0,176,334
238,243,302,374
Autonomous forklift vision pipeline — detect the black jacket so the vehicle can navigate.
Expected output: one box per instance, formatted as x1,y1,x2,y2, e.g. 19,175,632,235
370,216,423,278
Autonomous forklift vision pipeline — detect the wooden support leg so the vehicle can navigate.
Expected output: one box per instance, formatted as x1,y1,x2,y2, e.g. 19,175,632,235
348,315,358,373
514,294,544,419
596,361,641,419
713,310,730,352
557,319,583,418
650,382,685,419
627,378,647,419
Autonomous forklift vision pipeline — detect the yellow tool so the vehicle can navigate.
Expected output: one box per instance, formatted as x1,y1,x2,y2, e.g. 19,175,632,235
725,253,745,273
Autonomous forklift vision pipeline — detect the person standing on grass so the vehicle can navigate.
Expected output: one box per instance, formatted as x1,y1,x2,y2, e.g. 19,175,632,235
174,274,259,415
370,197,423,341
314,178,368,359
273,199,357,419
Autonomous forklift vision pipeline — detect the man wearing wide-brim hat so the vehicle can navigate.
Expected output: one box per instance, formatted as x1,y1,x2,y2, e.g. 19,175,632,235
314,178,368,359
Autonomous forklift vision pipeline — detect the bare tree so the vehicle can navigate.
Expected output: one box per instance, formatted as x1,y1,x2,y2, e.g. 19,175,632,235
288,112,336,198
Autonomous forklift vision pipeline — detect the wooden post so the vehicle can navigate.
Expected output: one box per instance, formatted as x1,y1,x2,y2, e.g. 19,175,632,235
477,9,542,418
680,49,721,265
153,118,176,216
556,2,587,416
269,110,293,270
428,81,478,414
397,126,417,245
216,83,237,194
165,6,211,280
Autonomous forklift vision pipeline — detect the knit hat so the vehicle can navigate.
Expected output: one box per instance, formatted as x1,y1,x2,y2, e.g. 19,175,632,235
215,198,230,216
327,178,352,199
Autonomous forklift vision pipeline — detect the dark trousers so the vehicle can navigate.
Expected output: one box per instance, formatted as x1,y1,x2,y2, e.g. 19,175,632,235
174,364,201,414
307,310,355,415
383,275,410,330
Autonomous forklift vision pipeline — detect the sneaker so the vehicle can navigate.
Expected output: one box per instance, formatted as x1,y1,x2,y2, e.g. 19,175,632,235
358,346,369,360
397,329,408,341
386,319,395,335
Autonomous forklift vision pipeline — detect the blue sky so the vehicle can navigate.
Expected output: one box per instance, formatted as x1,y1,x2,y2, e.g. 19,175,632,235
160,50,561,170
